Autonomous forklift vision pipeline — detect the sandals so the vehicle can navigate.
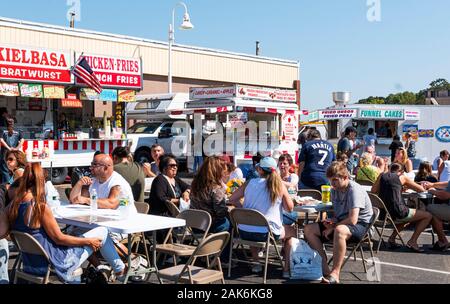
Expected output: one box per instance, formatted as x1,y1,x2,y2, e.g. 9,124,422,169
321,274,340,284
406,242,425,253
431,242,449,252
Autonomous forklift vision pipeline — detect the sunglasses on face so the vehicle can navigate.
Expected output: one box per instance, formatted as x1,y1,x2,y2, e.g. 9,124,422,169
168,164,178,168
7,158,15,161
91,162,107,168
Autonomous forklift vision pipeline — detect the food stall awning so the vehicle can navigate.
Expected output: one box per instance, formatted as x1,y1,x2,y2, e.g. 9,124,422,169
169,97,299,116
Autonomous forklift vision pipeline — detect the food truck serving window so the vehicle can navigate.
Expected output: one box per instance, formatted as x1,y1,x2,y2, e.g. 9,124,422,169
375,121,397,138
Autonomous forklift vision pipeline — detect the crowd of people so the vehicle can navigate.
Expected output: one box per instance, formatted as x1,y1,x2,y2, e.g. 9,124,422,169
0,123,449,285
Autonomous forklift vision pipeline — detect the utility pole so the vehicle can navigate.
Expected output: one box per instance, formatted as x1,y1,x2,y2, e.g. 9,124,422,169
69,12,76,28
256,41,260,56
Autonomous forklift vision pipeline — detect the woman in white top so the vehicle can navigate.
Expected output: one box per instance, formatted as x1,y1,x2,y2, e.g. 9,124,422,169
229,157,295,278
438,160,450,182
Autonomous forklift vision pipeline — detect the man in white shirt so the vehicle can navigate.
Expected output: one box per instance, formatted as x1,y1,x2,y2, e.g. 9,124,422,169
71,153,136,213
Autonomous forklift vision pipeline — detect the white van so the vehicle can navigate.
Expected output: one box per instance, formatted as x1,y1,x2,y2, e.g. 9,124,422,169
126,93,191,164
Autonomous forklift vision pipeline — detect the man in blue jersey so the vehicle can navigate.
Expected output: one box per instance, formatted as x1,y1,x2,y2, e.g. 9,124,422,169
298,129,336,191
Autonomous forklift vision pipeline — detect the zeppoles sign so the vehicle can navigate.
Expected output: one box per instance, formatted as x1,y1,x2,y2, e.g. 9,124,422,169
76,53,142,89
0,45,73,84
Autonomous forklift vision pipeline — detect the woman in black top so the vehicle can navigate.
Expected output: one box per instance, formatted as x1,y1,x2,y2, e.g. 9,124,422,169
414,161,438,184
372,163,432,252
388,135,403,162
147,154,190,216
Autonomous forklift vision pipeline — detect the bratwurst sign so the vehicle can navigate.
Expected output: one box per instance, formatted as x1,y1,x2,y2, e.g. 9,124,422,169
0,45,73,84
75,53,142,89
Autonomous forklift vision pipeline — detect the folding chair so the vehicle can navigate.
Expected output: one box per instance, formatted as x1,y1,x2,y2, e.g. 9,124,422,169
228,208,284,284
119,202,151,258
368,193,406,253
158,232,229,284
156,209,211,266
327,207,380,275
166,200,181,218
10,231,82,284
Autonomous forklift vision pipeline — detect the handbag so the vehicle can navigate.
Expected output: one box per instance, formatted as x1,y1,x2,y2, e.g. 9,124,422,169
289,238,323,281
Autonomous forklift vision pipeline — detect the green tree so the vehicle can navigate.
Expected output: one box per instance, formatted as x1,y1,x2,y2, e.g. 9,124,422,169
385,91,417,105
429,78,450,90
358,96,385,104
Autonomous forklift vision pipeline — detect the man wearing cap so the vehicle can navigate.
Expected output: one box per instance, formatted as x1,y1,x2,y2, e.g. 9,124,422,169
337,126,363,175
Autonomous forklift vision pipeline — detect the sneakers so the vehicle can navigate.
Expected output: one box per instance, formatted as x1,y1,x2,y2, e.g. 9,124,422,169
251,264,263,273
129,255,149,282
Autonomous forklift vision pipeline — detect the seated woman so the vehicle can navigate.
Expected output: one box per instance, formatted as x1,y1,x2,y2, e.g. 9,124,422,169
394,148,413,173
371,163,432,252
422,181,450,251
278,154,299,225
414,161,438,184
5,150,26,184
190,156,230,233
356,152,381,185
229,157,295,279
147,154,191,216
7,162,125,283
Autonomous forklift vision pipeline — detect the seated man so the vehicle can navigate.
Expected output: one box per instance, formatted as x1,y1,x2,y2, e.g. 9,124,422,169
304,161,373,284
70,153,137,258
422,181,450,251
112,146,146,203
372,163,432,252
143,144,164,177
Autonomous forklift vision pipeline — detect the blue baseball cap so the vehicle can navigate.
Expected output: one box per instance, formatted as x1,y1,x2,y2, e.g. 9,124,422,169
256,157,277,173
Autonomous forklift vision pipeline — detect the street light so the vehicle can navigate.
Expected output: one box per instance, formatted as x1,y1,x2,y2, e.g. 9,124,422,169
168,2,194,94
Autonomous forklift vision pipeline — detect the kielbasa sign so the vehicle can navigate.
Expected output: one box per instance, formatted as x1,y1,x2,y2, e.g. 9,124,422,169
0,45,73,84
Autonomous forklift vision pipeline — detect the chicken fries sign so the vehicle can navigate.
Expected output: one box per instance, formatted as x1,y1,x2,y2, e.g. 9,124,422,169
0,45,73,84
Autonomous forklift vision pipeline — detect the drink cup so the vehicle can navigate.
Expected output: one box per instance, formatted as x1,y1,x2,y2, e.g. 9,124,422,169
321,185,331,204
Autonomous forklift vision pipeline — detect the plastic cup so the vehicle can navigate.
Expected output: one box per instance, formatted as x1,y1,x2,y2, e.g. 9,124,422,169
321,185,331,204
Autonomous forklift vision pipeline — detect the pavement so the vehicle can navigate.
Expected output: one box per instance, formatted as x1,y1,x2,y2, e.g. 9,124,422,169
6,181,449,285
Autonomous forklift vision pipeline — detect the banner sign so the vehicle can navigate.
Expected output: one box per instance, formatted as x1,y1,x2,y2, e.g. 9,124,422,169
418,129,434,138
189,85,297,103
318,109,357,120
0,82,19,96
99,89,117,102
118,90,136,102
19,83,43,98
61,99,82,108
436,126,450,143
236,85,297,103
80,88,98,100
75,53,142,89
282,111,298,142
0,45,73,84
358,109,404,120
190,86,236,100
43,85,65,99
404,110,420,120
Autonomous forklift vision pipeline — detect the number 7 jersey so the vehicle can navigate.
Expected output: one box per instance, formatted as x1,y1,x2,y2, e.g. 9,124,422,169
298,139,336,189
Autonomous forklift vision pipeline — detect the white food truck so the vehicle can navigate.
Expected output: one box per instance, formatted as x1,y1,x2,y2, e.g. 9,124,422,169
167,85,300,171
306,103,450,166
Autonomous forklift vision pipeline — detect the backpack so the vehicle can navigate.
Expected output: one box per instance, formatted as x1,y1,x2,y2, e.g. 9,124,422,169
289,238,323,281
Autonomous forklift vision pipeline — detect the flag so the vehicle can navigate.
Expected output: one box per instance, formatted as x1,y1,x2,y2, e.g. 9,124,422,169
71,56,102,94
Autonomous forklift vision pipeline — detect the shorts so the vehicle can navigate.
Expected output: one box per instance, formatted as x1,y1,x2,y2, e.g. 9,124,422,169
395,208,416,224
238,229,280,242
318,221,369,243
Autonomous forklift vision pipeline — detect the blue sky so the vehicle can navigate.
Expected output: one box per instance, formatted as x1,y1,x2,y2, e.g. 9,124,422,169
1,0,450,110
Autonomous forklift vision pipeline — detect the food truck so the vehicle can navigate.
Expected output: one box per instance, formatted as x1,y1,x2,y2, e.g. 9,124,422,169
168,85,300,170
0,44,142,183
306,103,450,165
